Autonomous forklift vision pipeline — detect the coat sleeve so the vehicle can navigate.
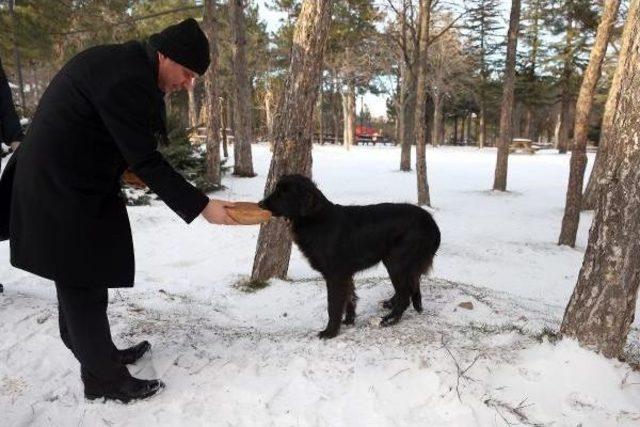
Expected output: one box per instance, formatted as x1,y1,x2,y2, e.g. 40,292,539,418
93,71,208,224
0,59,24,147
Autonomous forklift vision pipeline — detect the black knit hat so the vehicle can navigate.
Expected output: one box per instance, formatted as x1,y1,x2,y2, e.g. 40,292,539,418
149,18,210,75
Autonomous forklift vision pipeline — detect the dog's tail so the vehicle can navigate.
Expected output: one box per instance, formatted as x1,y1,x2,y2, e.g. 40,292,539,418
419,217,441,275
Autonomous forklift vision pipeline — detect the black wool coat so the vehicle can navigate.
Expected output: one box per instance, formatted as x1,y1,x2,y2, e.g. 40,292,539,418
0,41,208,288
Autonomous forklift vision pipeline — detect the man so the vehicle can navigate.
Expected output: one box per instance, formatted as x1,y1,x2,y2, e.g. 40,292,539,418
0,55,24,295
0,18,238,403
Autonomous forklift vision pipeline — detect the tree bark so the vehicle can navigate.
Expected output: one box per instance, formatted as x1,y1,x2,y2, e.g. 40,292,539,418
220,97,229,158
318,82,324,144
341,79,356,150
558,0,621,247
478,104,486,148
203,0,222,188
524,106,533,140
331,73,341,145
251,0,334,282
264,84,274,142
229,0,255,177
560,0,640,358
583,3,632,211
432,92,443,147
453,115,458,144
414,0,432,206
493,0,521,192
188,85,198,129
400,68,416,171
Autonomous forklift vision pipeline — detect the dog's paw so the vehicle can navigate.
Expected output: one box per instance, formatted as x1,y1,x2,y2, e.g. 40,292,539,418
380,313,401,327
343,317,355,325
318,329,339,339
381,298,395,310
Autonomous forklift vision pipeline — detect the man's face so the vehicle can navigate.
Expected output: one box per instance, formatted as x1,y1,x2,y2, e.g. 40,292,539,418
157,53,197,94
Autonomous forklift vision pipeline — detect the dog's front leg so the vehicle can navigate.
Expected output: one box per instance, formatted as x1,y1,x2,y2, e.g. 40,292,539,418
318,277,348,339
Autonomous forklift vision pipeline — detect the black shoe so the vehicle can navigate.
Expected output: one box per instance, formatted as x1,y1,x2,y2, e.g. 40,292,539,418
83,372,164,403
113,341,151,365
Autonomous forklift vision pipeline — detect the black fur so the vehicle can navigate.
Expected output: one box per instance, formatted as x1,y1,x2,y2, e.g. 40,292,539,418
259,174,441,339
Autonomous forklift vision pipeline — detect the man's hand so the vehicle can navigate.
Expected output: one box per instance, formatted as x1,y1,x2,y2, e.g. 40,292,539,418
121,169,147,189
10,141,20,151
201,199,239,225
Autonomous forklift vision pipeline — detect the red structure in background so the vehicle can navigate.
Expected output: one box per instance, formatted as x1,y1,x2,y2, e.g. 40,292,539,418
355,125,381,138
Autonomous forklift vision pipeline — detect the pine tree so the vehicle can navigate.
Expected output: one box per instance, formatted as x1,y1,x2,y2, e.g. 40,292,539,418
463,0,502,149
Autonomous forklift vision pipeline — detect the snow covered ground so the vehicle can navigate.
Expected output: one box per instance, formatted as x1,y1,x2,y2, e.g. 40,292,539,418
1,144,639,426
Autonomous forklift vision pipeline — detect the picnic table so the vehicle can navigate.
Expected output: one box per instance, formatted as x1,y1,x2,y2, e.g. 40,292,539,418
509,138,537,154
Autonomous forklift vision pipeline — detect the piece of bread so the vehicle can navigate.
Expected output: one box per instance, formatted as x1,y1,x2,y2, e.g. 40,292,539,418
226,202,272,225
121,169,147,189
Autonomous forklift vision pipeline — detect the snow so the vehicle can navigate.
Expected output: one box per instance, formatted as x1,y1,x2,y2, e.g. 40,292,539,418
1,144,639,426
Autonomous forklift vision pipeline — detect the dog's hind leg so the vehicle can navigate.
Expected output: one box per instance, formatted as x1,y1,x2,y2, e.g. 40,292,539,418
319,276,350,339
381,278,411,327
381,262,412,327
343,278,357,325
410,274,423,313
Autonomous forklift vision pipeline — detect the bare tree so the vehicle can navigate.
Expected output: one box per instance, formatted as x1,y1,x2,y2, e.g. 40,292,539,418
229,0,255,177
493,0,521,192
414,0,433,206
558,0,621,247
560,0,640,359
203,0,223,189
251,0,334,282
426,23,472,146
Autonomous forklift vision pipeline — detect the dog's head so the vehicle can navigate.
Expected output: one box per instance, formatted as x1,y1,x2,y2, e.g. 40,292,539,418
259,174,326,219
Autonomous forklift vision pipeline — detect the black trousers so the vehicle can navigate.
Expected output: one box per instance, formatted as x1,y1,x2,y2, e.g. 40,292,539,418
55,282,129,382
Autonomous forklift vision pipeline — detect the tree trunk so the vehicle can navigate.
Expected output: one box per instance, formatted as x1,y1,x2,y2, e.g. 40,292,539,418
341,80,356,150
318,82,324,144
203,0,222,189
264,84,274,142
440,109,446,147
400,68,416,171
221,97,229,158
331,72,341,145
559,0,621,247
414,0,432,206
188,85,198,129
560,0,640,358
474,113,480,144
251,0,334,282
229,0,255,177
524,106,533,140
493,0,521,191
583,3,631,211
432,93,443,146
395,66,404,145
453,115,458,144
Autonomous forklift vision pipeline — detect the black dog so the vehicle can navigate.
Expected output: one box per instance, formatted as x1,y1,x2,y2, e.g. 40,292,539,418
259,174,441,339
